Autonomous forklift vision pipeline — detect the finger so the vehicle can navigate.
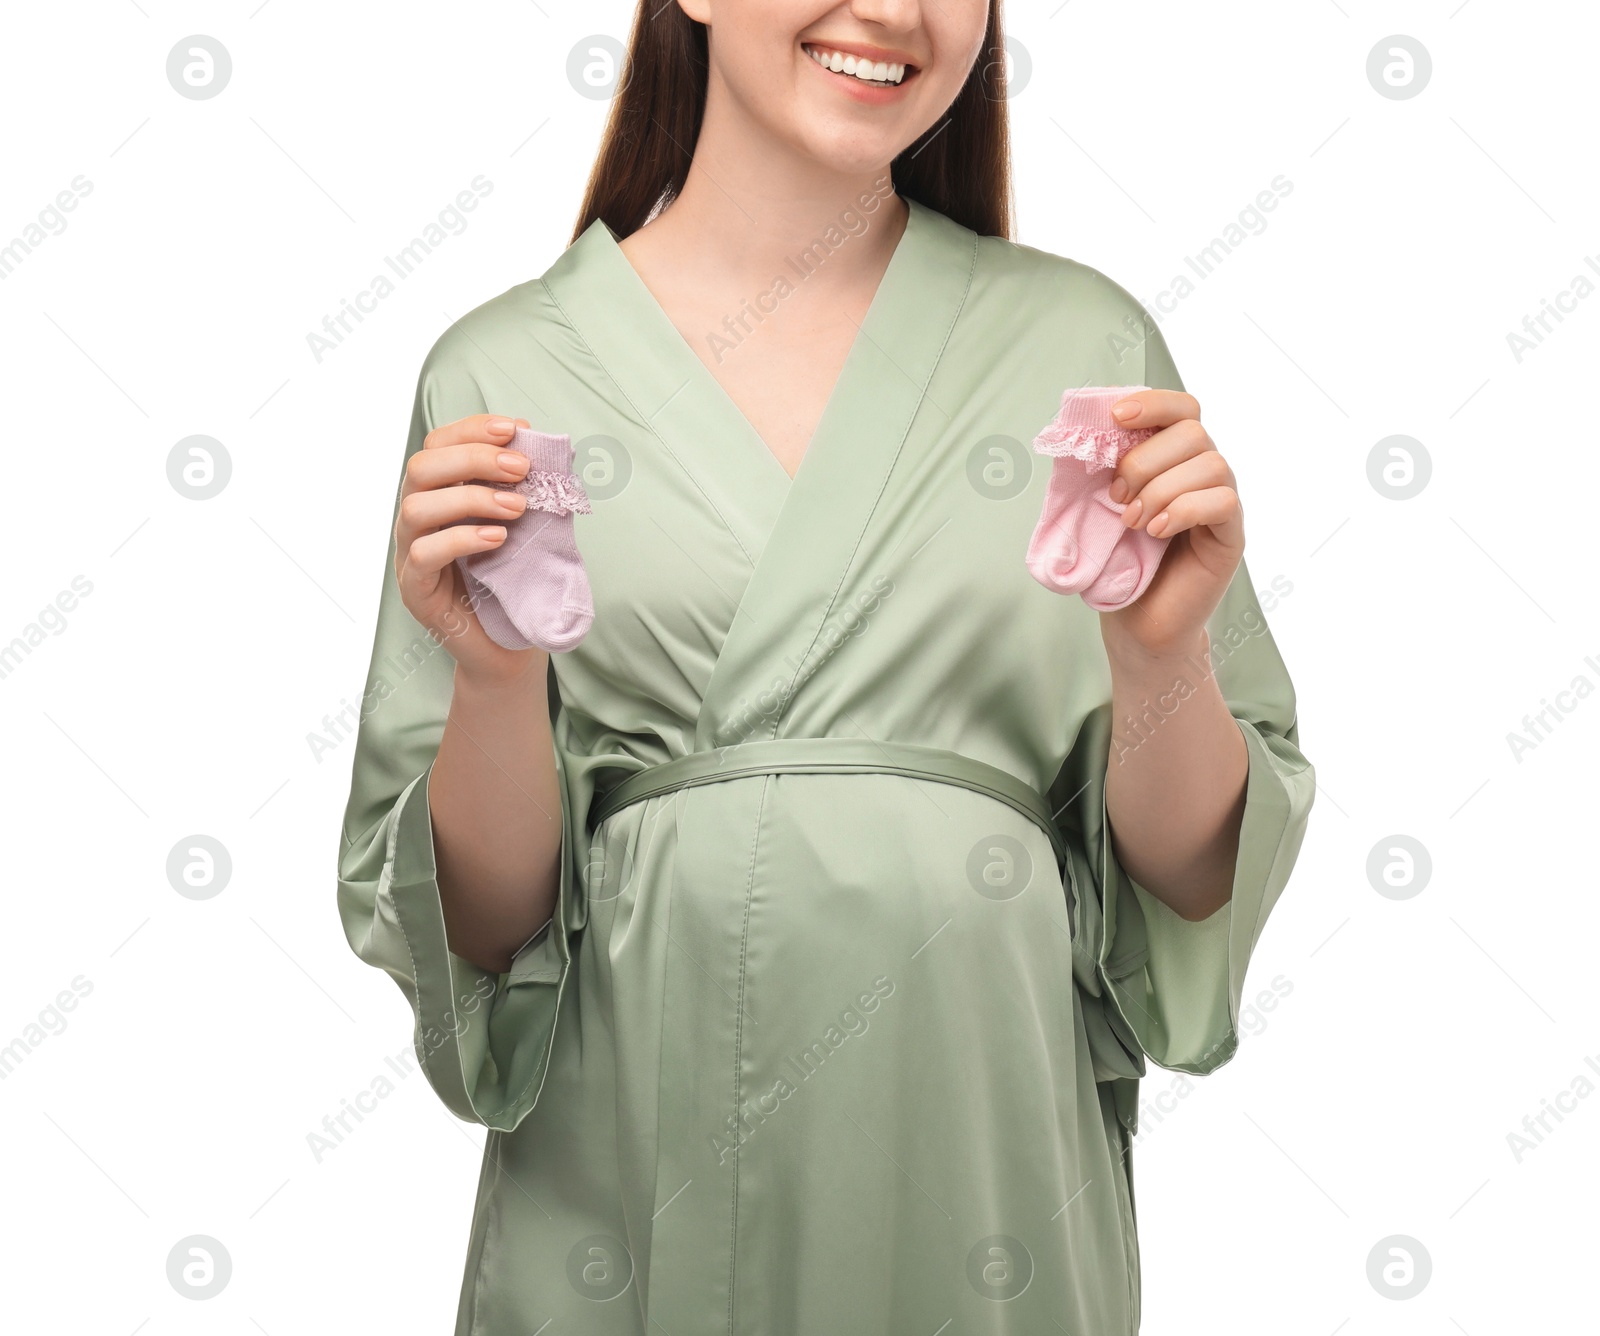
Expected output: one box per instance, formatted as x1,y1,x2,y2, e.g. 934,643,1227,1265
422,413,520,452
403,441,530,499
398,524,508,599
1111,421,1230,504
1110,388,1202,431
1140,485,1244,546
397,483,526,549
1117,446,1234,527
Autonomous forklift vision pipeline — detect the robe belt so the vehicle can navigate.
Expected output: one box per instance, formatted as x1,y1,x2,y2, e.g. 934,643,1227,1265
587,737,1068,868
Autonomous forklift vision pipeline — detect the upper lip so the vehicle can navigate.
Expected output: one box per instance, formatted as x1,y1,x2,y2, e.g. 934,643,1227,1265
803,39,919,70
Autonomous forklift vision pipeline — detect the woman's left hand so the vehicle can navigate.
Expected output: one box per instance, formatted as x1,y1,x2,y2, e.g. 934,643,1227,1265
1099,388,1244,661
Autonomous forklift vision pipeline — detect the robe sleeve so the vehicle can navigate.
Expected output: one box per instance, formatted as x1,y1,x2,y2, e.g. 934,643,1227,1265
334,339,576,1131
1053,312,1316,1091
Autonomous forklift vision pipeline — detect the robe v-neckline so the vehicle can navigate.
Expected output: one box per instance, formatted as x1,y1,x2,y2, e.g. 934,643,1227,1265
606,205,920,488
541,194,978,748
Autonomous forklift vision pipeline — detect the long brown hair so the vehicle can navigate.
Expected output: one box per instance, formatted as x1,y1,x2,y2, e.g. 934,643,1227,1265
571,2,1013,245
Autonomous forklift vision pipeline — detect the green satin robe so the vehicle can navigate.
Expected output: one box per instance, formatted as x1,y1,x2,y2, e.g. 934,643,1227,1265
337,196,1315,1334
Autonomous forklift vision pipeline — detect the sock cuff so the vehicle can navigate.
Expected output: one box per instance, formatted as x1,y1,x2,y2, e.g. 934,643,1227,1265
1032,385,1155,471
513,426,575,474
499,426,591,515
1051,384,1150,428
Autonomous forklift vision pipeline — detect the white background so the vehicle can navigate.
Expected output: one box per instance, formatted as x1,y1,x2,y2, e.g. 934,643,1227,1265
2,1,1595,1331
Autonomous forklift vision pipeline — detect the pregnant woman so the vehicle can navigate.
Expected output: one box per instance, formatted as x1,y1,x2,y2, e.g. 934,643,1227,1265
337,2,1315,1332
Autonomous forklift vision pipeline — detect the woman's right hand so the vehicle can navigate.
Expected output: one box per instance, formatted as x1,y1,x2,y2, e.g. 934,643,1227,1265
394,413,543,685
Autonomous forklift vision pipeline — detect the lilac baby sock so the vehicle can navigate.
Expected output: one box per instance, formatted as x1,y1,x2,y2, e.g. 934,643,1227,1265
457,427,594,653
1024,385,1169,611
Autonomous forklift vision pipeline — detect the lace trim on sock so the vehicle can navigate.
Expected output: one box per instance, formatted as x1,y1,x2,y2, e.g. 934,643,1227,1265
1031,423,1155,472
507,469,593,515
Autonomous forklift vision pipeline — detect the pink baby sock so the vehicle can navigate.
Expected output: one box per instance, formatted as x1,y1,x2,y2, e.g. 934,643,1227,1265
1024,385,1169,612
457,427,594,653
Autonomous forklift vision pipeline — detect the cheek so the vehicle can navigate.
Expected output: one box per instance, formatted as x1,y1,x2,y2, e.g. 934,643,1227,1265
924,7,991,102
712,26,803,112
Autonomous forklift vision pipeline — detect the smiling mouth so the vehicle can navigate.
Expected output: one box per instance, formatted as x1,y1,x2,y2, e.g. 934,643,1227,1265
802,42,918,88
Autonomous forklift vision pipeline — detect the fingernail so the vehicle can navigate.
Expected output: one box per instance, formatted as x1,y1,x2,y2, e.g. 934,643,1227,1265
495,490,525,511
498,451,528,473
1123,497,1143,526
1112,400,1139,421
1108,476,1129,504
487,417,515,434
476,526,506,541
1148,511,1168,536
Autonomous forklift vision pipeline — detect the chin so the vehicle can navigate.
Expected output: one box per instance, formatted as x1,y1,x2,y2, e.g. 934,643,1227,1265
801,138,900,178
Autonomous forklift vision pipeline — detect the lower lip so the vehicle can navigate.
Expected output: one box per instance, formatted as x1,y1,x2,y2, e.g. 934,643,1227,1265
803,48,916,106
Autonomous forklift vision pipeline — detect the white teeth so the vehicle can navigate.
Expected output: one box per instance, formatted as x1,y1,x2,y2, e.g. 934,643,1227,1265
806,45,907,85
